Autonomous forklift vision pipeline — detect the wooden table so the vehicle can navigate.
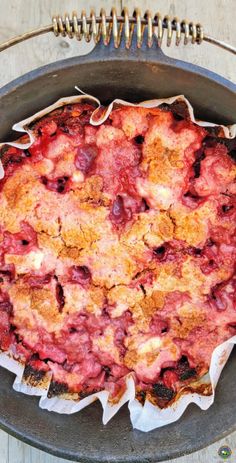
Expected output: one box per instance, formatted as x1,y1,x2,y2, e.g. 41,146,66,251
0,1,235,462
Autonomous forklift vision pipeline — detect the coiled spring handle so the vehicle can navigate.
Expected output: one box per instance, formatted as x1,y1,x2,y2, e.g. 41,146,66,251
52,9,203,48
0,7,235,55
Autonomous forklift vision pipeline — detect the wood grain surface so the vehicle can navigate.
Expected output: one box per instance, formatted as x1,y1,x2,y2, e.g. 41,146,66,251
0,1,235,462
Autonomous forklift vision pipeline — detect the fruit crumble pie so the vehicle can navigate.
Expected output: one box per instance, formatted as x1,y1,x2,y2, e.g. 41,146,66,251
0,100,235,408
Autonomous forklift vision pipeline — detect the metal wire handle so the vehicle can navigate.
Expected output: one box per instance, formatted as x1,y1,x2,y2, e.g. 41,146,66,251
0,8,236,55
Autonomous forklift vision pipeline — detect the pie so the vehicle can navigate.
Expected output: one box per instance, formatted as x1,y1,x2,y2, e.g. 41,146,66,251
0,99,235,409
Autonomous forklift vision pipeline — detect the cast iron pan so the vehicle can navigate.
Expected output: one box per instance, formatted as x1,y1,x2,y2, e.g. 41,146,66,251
0,37,236,462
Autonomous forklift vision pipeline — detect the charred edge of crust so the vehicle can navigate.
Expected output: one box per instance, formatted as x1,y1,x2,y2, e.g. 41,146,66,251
220,137,236,162
159,100,190,121
205,126,221,137
203,133,236,162
47,380,69,398
29,107,64,129
79,389,100,399
153,383,176,401
28,100,98,130
0,145,9,157
136,384,177,409
136,390,146,406
179,368,197,381
22,364,48,388
140,381,213,409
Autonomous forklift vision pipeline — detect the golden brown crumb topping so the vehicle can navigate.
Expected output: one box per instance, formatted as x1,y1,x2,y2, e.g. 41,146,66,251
0,101,235,406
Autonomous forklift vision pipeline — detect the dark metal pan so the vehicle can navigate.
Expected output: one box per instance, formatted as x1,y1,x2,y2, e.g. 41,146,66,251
0,25,236,463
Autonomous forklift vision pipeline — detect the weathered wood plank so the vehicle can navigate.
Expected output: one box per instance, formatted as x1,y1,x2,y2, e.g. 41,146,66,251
0,0,122,87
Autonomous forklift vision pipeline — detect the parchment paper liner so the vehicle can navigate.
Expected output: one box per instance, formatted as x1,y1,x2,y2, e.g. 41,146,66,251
0,90,235,432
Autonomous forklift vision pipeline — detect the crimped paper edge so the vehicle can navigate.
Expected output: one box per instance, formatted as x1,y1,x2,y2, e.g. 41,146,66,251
0,89,235,432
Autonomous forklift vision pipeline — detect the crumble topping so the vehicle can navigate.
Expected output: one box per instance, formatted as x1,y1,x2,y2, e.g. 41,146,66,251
0,101,235,406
